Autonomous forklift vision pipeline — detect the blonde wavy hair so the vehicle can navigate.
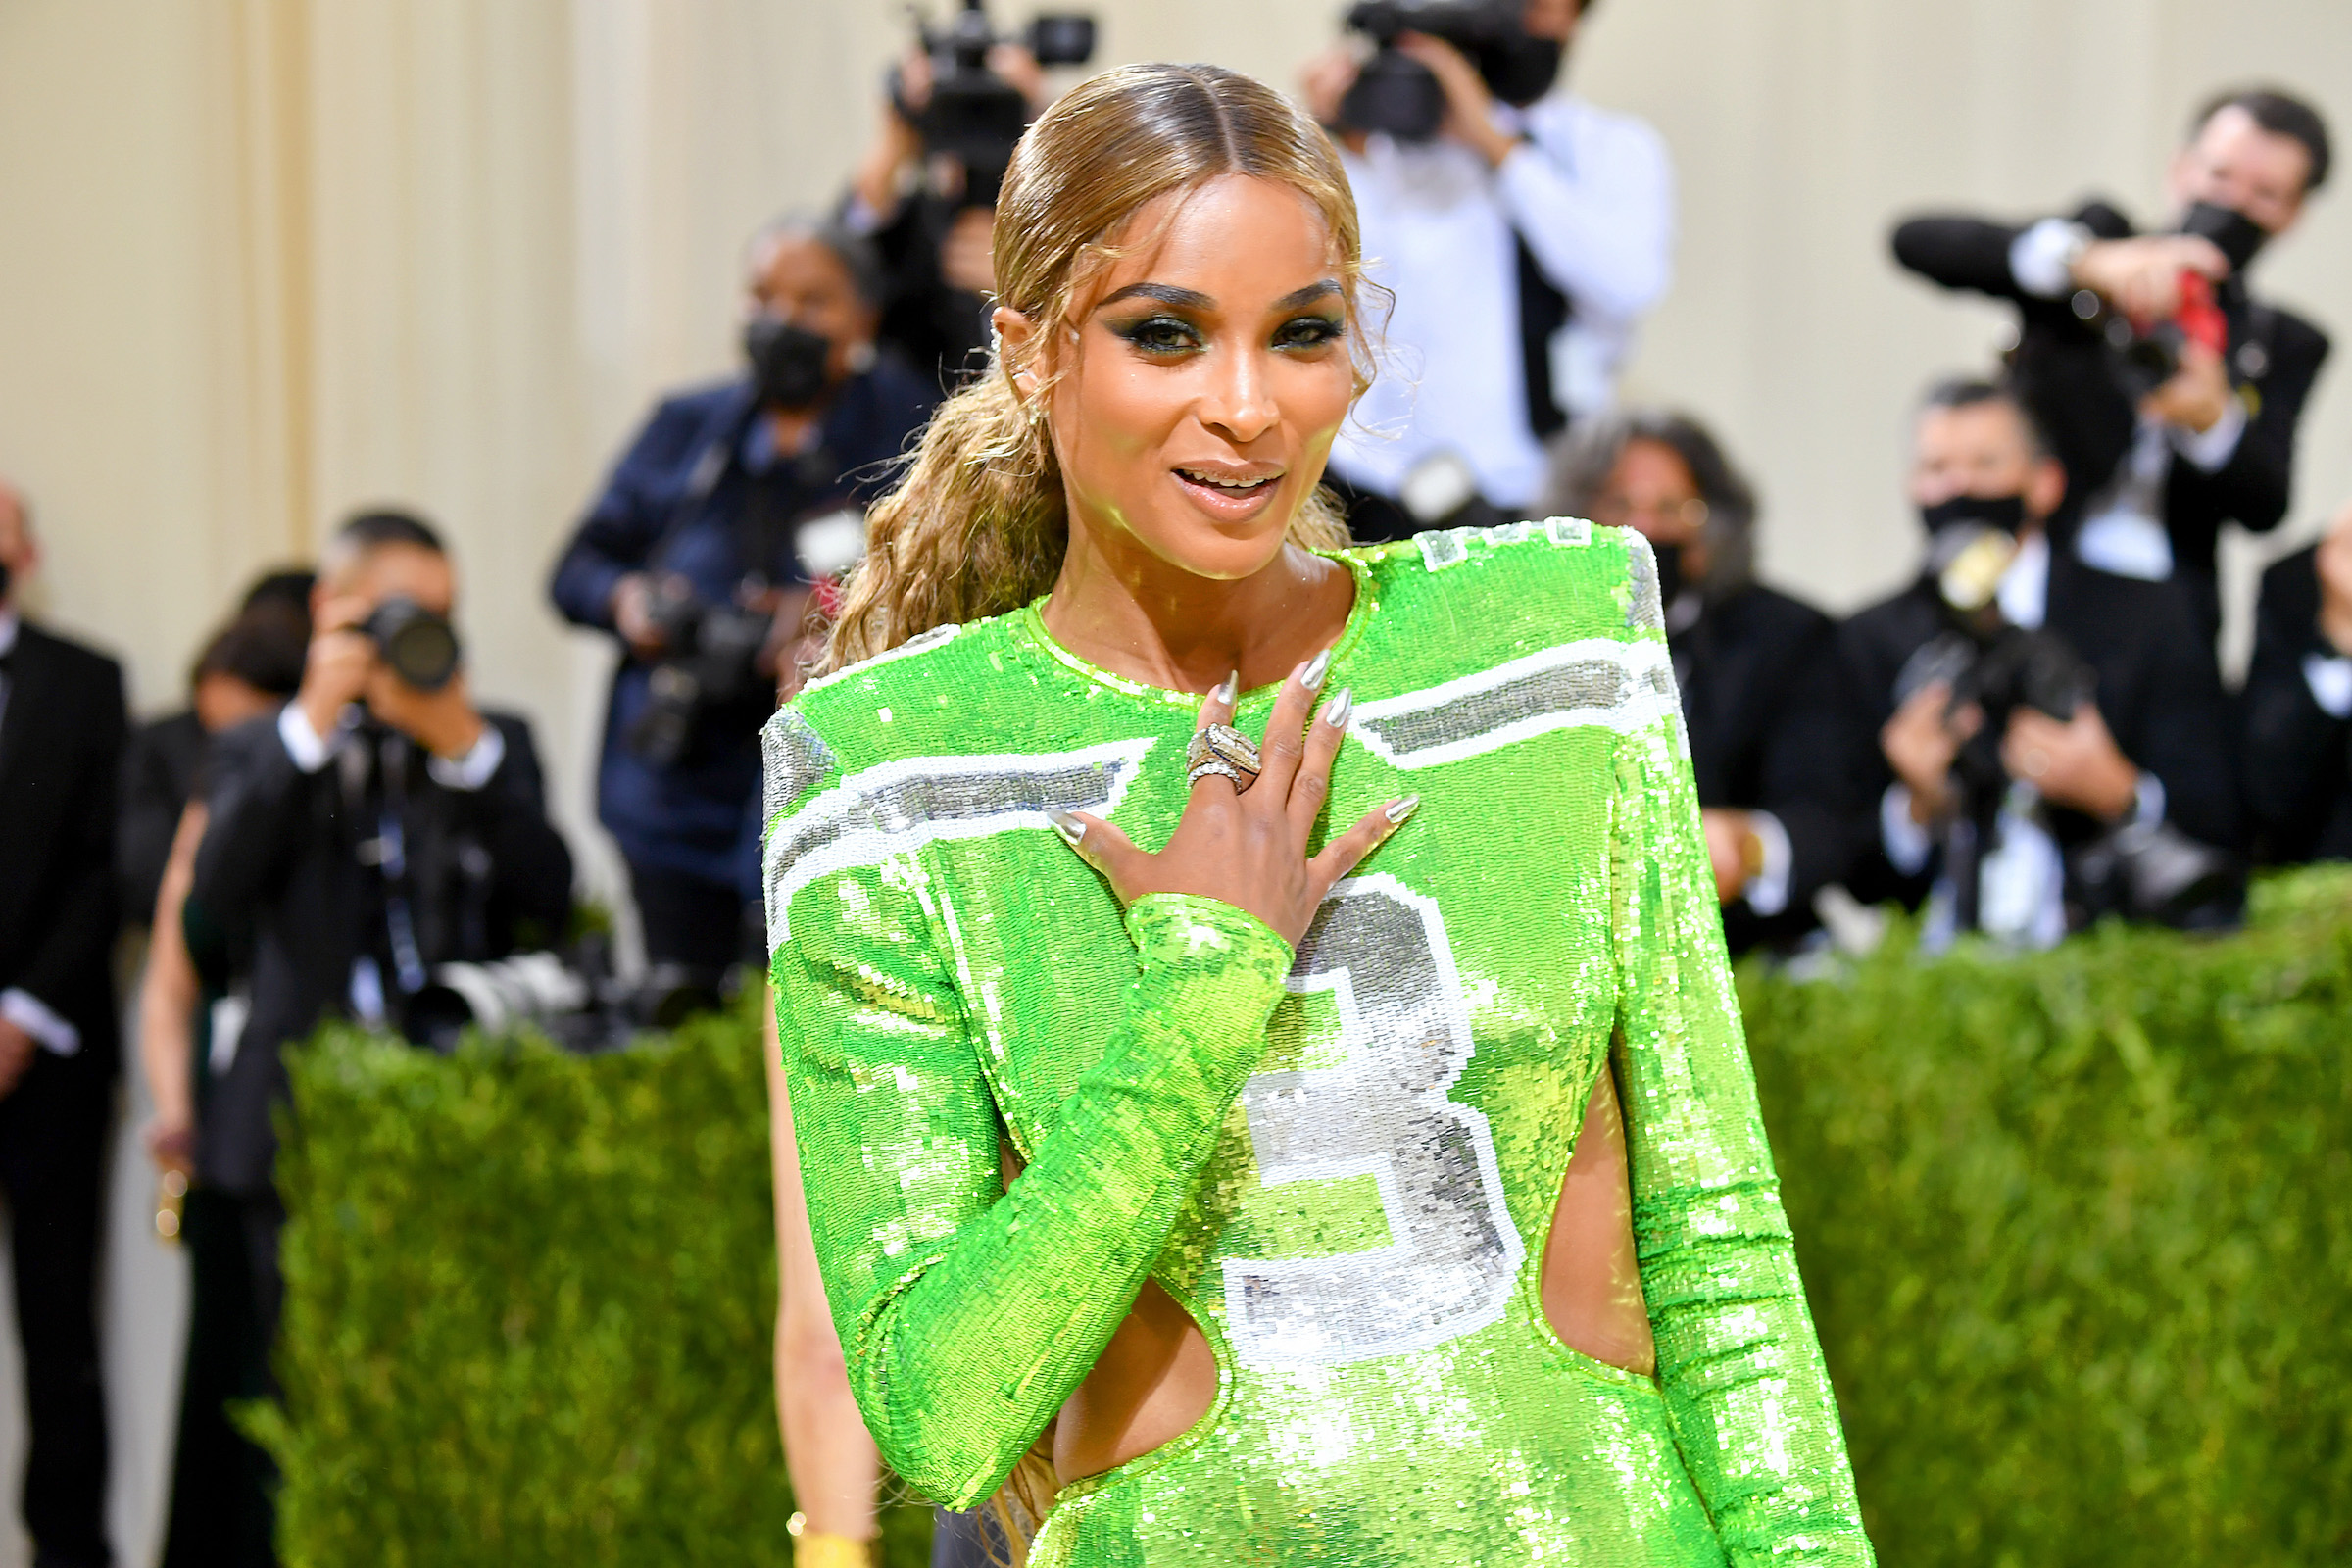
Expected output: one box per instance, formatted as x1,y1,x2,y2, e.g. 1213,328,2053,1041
819,61,1377,675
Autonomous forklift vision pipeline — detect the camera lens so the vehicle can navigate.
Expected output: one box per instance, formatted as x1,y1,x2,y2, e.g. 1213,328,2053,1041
366,597,462,692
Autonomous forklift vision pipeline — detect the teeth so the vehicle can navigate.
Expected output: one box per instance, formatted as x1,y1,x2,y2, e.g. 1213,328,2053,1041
1179,468,1277,491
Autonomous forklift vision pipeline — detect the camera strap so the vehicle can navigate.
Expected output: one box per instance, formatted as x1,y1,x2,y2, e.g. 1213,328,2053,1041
641,421,740,586
343,729,430,1008
646,391,834,593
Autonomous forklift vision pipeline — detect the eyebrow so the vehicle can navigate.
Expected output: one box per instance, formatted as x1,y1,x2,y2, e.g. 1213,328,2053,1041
1094,279,1344,314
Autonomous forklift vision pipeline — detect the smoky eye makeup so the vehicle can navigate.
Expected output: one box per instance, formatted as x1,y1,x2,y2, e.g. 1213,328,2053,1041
1274,313,1347,350
1102,313,1204,355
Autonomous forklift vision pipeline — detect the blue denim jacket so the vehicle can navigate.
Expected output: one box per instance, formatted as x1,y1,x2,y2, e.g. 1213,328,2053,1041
549,365,934,890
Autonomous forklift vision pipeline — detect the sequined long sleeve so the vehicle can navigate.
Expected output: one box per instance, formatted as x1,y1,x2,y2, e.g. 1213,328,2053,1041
774,879,1294,1510
1609,706,1875,1564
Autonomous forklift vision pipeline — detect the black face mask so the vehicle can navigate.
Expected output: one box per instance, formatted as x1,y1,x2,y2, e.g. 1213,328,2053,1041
2180,200,2270,275
1481,34,1564,108
744,316,832,412
1920,493,2028,537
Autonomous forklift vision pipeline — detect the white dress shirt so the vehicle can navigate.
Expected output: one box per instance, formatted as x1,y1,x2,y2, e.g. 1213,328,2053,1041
277,700,507,791
2304,650,2352,718
1332,93,1676,511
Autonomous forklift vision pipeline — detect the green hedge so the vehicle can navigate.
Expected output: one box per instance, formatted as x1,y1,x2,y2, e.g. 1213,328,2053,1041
260,1001,933,1567
265,868,2352,1565
1743,867,2352,1565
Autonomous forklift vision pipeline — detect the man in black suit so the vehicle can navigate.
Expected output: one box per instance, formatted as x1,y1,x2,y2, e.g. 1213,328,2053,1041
0,482,127,1568
1540,409,1861,955
2243,499,2352,863
1891,88,2332,643
189,511,572,1343
1840,381,2239,947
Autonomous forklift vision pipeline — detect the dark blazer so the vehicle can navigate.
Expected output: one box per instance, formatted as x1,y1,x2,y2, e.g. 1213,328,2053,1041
2242,545,2352,863
548,368,934,889
1890,201,2330,630
188,710,573,1193
1838,547,2241,911
1673,584,1864,954
0,622,127,1066
119,708,208,927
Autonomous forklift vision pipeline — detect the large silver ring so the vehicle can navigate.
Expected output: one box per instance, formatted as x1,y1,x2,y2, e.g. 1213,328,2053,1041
1187,759,1251,791
1186,724,1262,788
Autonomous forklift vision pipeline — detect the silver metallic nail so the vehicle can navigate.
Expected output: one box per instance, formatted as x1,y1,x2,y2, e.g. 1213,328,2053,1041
1383,794,1420,826
1211,669,1239,706
1323,687,1354,728
1047,809,1087,845
1300,646,1334,692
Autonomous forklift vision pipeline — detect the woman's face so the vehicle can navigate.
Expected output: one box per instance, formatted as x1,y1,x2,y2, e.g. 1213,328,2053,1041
1010,174,1356,583
1594,437,1710,571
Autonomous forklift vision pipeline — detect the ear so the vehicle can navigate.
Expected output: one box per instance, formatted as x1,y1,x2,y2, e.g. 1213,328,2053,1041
2026,454,2068,522
992,305,1043,402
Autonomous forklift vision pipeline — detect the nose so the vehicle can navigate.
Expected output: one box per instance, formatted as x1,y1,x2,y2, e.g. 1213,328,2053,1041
1199,341,1280,447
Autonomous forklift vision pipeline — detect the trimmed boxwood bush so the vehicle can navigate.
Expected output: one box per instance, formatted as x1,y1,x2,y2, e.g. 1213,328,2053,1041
263,869,2352,1565
258,999,933,1567
1744,866,2352,1565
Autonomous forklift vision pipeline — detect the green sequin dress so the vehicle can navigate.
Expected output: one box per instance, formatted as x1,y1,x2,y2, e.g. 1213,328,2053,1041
763,521,1874,1567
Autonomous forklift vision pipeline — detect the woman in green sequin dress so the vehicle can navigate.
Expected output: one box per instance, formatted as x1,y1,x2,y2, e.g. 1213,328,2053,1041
763,62,1874,1568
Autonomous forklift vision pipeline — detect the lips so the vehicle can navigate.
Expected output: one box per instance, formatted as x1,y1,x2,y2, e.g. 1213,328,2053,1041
1174,465,1282,493
1171,464,1285,520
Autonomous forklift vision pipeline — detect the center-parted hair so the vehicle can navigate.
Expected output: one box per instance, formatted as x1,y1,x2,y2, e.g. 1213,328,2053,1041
821,62,1373,674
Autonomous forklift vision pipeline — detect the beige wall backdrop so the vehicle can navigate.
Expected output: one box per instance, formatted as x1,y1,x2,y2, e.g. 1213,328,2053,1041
0,2,2348,1561
5,0,2349,909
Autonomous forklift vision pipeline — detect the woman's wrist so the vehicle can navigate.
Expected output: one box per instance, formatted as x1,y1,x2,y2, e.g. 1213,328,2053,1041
785,1520,877,1568
1125,891,1297,972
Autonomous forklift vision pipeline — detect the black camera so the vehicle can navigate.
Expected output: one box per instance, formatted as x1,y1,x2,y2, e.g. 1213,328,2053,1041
624,577,776,769
2072,288,2217,404
893,0,1097,208
1337,0,1566,141
1898,622,2095,816
363,595,461,692
2071,201,2262,403
1895,599,2241,933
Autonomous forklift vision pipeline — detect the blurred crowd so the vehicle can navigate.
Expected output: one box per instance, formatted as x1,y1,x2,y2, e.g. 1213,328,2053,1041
0,3,2344,1564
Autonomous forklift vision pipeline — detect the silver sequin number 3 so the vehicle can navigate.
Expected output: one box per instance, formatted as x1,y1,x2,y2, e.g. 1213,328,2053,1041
1222,874,1526,1366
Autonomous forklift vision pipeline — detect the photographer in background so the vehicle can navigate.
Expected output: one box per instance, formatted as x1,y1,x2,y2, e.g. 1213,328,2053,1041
1892,88,2332,644
0,479,127,1568
1302,0,1674,538
842,36,1049,390
1541,411,1861,956
192,511,572,1361
1839,380,2240,949
551,219,932,977
2242,497,2352,863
